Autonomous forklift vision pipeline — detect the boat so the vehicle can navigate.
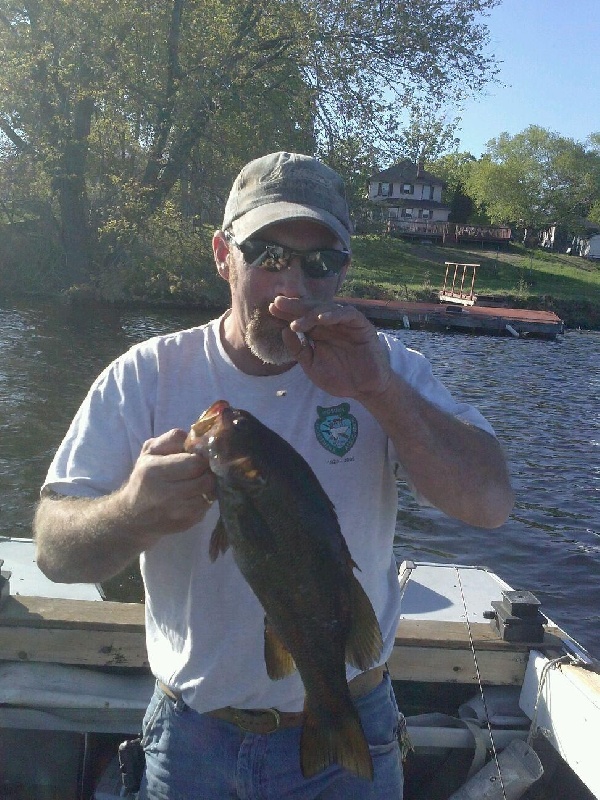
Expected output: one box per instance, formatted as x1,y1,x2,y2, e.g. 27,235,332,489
0,536,598,799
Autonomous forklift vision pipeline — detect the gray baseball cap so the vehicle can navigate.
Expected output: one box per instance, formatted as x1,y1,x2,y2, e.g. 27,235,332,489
222,152,352,250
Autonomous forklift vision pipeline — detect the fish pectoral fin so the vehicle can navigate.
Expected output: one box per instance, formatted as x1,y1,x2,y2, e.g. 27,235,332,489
209,518,230,562
345,574,383,671
264,619,296,680
300,699,374,781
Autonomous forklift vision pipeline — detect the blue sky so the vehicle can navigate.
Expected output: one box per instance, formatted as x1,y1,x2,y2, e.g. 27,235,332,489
453,0,600,156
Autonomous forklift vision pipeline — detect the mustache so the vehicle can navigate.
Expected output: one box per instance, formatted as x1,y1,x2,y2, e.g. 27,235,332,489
250,303,286,326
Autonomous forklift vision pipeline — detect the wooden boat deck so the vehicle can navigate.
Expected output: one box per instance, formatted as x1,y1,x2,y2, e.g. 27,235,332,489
1,544,598,798
0,563,568,686
336,296,565,339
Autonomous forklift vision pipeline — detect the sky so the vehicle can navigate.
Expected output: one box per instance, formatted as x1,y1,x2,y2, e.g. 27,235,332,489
453,0,600,157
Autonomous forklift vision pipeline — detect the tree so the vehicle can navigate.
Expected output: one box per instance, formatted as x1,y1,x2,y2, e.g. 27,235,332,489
0,0,501,293
429,151,491,223
589,201,600,227
384,100,461,166
466,126,600,241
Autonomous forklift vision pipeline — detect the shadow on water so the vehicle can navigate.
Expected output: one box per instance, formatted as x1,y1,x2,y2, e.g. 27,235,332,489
1,299,599,656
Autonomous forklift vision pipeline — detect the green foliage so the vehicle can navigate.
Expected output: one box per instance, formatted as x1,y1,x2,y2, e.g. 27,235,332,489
431,152,477,194
344,235,600,307
96,214,228,306
0,219,64,294
0,0,501,297
386,100,461,165
429,151,490,224
588,200,600,227
466,126,600,233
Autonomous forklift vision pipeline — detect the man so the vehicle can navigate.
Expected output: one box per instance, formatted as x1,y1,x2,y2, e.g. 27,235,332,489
34,152,514,799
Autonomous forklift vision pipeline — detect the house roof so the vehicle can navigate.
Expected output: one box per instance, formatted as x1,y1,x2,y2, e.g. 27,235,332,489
369,160,445,186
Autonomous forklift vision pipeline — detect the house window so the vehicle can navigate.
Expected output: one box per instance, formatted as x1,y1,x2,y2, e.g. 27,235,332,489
402,183,413,194
401,208,413,219
419,209,431,219
378,182,392,196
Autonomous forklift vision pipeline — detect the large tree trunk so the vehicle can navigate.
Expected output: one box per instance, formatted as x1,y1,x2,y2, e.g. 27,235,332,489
53,96,95,286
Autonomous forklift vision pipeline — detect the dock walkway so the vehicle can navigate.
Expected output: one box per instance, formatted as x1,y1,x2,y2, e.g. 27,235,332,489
337,297,564,339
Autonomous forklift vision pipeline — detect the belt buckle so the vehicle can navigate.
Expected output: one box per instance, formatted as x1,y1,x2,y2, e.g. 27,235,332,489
233,707,281,734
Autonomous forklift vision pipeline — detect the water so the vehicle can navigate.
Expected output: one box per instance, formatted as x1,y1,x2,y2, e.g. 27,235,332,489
392,329,600,657
1,299,599,657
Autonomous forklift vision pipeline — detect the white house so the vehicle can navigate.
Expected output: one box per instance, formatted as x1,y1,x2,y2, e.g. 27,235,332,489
368,160,450,223
581,234,600,259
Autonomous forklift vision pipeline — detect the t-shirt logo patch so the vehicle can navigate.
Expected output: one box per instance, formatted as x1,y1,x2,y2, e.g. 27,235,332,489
314,404,358,457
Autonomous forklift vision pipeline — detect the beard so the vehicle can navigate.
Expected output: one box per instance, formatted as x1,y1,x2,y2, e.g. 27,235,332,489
245,305,293,366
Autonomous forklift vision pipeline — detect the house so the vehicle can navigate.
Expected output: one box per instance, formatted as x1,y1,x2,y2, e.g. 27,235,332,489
368,159,450,225
367,159,512,246
542,221,600,259
577,233,600,260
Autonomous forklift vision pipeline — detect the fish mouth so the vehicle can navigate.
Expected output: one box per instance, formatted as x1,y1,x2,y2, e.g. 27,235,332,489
184,399,231,453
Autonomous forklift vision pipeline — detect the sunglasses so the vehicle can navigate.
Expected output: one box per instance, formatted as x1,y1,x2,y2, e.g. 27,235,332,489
224,232,350,279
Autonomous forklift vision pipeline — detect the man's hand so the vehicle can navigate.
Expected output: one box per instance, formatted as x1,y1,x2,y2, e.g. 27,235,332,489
270,296,391,400
34,429,217,584
122,429,217,537
270,295,514,528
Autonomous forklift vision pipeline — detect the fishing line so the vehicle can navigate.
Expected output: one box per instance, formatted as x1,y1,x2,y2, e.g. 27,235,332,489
455,566,508,800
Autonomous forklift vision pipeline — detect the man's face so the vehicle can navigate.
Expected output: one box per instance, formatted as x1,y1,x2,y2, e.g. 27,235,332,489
225,219,349,367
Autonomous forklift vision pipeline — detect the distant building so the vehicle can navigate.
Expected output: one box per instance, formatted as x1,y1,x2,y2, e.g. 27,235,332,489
541,221,600,260
367,159,511,246
368,159,450,224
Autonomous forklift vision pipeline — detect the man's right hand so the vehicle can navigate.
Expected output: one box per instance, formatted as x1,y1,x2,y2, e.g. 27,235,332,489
34,428,218,584
122,429,217,537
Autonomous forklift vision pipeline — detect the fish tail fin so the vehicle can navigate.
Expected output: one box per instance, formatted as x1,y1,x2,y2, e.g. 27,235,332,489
300,699,374,781
346,574,383,671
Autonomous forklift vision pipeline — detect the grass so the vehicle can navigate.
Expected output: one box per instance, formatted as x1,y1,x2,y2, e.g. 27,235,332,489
343,235,600,328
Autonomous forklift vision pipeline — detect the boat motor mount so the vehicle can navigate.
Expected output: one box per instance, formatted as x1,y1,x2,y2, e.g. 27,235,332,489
484,590,547,643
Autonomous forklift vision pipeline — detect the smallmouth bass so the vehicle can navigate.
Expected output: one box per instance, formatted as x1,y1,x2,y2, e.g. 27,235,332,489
184,400,383,780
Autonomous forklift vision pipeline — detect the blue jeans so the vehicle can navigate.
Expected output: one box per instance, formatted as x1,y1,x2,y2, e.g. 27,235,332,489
139,673,404,799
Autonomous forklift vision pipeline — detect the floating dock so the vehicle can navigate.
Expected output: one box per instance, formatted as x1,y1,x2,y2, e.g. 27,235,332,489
337,297,564,339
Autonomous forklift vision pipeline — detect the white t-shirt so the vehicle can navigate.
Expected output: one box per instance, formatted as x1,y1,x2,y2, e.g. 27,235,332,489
43,315,494,713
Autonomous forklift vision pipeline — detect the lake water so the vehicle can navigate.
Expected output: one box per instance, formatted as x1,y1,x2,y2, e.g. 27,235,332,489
1,299,598,657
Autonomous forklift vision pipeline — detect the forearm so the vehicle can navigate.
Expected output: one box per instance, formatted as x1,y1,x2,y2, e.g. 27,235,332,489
34,429,217,584
34,492,160,584
358,373,514,528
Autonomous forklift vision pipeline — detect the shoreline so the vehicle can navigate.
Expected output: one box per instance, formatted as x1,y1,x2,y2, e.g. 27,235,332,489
2,289,598,332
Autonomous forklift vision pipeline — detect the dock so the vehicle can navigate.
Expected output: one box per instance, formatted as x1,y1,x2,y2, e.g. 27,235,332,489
337,296,564,339
339,260,564,339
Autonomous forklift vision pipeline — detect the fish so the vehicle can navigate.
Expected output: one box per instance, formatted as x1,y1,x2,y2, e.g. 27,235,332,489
184,400,383,781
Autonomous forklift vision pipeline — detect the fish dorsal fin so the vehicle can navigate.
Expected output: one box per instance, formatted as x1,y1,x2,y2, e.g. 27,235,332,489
264,618,296,680
209,518,230,562
345,574,383,671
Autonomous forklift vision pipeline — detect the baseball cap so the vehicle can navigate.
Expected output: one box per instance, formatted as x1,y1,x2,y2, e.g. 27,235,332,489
222,152,352,250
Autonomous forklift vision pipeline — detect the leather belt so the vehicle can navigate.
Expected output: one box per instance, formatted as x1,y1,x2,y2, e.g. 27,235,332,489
209,705,303,734
157,665,384,736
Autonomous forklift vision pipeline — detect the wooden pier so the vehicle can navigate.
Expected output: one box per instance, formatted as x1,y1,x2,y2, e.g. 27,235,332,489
337,296,565,339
